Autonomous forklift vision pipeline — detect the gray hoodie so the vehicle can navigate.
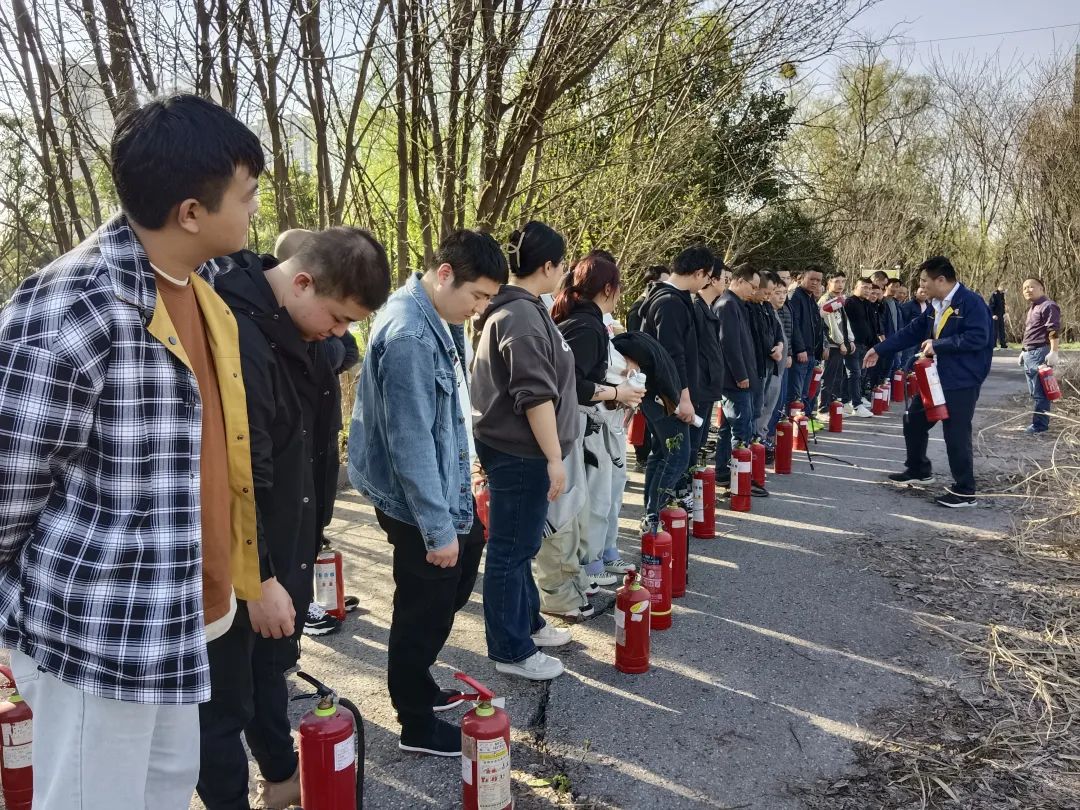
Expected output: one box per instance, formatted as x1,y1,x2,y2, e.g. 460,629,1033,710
472,285,578,459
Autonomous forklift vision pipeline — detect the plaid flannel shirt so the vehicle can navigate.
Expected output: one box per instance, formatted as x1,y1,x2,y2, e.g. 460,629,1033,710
0,214,255,704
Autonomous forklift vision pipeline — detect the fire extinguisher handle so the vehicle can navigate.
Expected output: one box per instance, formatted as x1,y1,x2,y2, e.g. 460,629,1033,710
295,670,335,699
454,671,495,701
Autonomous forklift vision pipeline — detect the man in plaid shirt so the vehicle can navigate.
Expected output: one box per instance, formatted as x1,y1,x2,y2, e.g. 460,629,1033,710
0,96,271,808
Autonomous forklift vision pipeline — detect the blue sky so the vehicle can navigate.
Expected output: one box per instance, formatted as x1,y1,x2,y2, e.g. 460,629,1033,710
851,0,1079,67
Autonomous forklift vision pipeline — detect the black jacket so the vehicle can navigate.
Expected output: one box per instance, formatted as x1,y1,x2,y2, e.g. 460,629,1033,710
638,282,700,399
215,251,339,625
845,296,877,347
746,301,777,380
556,300,609,406
787,285,825,360
319,331,358,528
989,290,1006,317
714,290,759,394
611,331,681,412
693,295,726,401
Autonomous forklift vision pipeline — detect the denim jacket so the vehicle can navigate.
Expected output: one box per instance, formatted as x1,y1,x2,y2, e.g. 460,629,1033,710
347,274,472,550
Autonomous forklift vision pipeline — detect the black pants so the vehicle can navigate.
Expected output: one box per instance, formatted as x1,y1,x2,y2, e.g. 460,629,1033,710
197,604,301,809
376,505,485,733
994,317,1007,348
903,384,981,495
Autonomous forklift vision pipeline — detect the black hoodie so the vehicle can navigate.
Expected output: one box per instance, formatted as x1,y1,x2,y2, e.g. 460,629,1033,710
555,299,609,406
638,282,700,399
214,250,339,633
472,285,579,459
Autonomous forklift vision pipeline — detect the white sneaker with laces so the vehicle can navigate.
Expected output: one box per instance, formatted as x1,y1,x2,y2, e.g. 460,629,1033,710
530,622,571,647
604,558,631,575
495,651,564,681
588,571,618,587
844,403,855,416
855,405,874,418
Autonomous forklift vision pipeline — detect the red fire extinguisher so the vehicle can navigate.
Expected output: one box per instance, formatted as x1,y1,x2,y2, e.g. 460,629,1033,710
749,439,766,488
788,400,804,419
1039,365,1063,401
891,369,905,403
628,410,646,446
295,671,365,810
793,415,808,451
872,386,888,415
640,524,672,630
457,672,512,810
912,356,949,422
828,400,843,433
315,546,347,621
0,666,32,810
661,500,688,598
691,451,715,541
774,418,793,474
614,565,651,674
473,476,491,541
807,365,824,400
906,372,918,399
729,443,752,512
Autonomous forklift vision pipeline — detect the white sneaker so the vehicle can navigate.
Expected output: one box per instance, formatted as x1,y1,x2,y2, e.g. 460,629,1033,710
855,405,873,418
588,571,618,588
844,403,855,416
604,558,631,575
860,398,872,409
531,622,571,647
495,651,564,681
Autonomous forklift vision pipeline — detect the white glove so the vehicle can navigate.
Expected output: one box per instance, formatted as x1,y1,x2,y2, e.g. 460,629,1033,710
1045,350,1059,367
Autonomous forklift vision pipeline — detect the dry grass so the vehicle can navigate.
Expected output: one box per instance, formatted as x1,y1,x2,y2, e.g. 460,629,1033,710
804,364,1080,809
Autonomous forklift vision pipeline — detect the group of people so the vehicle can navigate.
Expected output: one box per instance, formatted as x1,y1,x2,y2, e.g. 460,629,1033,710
0,91,1061,810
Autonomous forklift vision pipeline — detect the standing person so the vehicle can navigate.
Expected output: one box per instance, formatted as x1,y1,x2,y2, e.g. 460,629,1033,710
864,256,993,508
471,221,577,681
548,255,643,605
786,266,827,423
692,259,728,457
746,272,780,440
349,230,504,756
714,266,766,496
0,95,263,810
202,228,390,809
274,227,360,637
626,264,669,332
637,245,713,525
845,278,878,406
903,285,930,321
765,271,794,447
1019,277,1062,435
757,271,789,442
989,284,1008,349
819,272,870,417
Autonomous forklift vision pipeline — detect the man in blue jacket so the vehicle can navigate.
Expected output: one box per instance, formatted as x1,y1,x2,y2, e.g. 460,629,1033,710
349,230,507,756
864,256,993,508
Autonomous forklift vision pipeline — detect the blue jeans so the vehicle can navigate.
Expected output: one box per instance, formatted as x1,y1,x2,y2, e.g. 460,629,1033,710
767,371,789,438
476,440,547,664
716,389,754,479
640,397,691,521
786,359,811,414
1023,346,1051,432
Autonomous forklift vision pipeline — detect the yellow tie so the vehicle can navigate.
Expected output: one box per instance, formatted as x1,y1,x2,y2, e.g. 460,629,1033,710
935,306,954,338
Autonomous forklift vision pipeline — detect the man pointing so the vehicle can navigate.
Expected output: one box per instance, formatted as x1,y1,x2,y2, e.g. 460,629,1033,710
864,256,993,508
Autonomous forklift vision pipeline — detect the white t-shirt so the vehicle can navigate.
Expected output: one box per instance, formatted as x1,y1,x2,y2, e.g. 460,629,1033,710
442,319,476,466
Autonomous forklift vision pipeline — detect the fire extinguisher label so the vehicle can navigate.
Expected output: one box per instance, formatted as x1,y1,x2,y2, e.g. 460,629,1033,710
2,718,31,747
2,741,31,769
729,458,740,495
614,607,626,646
334,737,354,771
925,363,946,406
641,553,661,594
692,478,704,522
477,737,511,809
315,560,338,609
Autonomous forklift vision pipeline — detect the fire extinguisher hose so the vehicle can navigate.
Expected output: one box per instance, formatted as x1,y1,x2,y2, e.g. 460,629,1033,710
337,696,366,810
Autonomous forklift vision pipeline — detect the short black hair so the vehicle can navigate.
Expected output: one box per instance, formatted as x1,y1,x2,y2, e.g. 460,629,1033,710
887,277,901,286
643,264,668,283
435,230,508,286
919,256,956,282
711,256,727,276
293,227,392,310
507,221,565,277
857,276,873,285
870,270,889,282
828,270,847,279
766,270,783,286
730,264,759,284
111,94,265,229
1024,276,1045,289
672,245,714,276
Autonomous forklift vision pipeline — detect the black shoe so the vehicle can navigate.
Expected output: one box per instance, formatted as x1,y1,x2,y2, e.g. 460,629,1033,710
433,688,466,713
887,470,935,485
344,594,360,613
302,603,342,636
935,492,977,508
750,483,769,497
399,718,462,757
